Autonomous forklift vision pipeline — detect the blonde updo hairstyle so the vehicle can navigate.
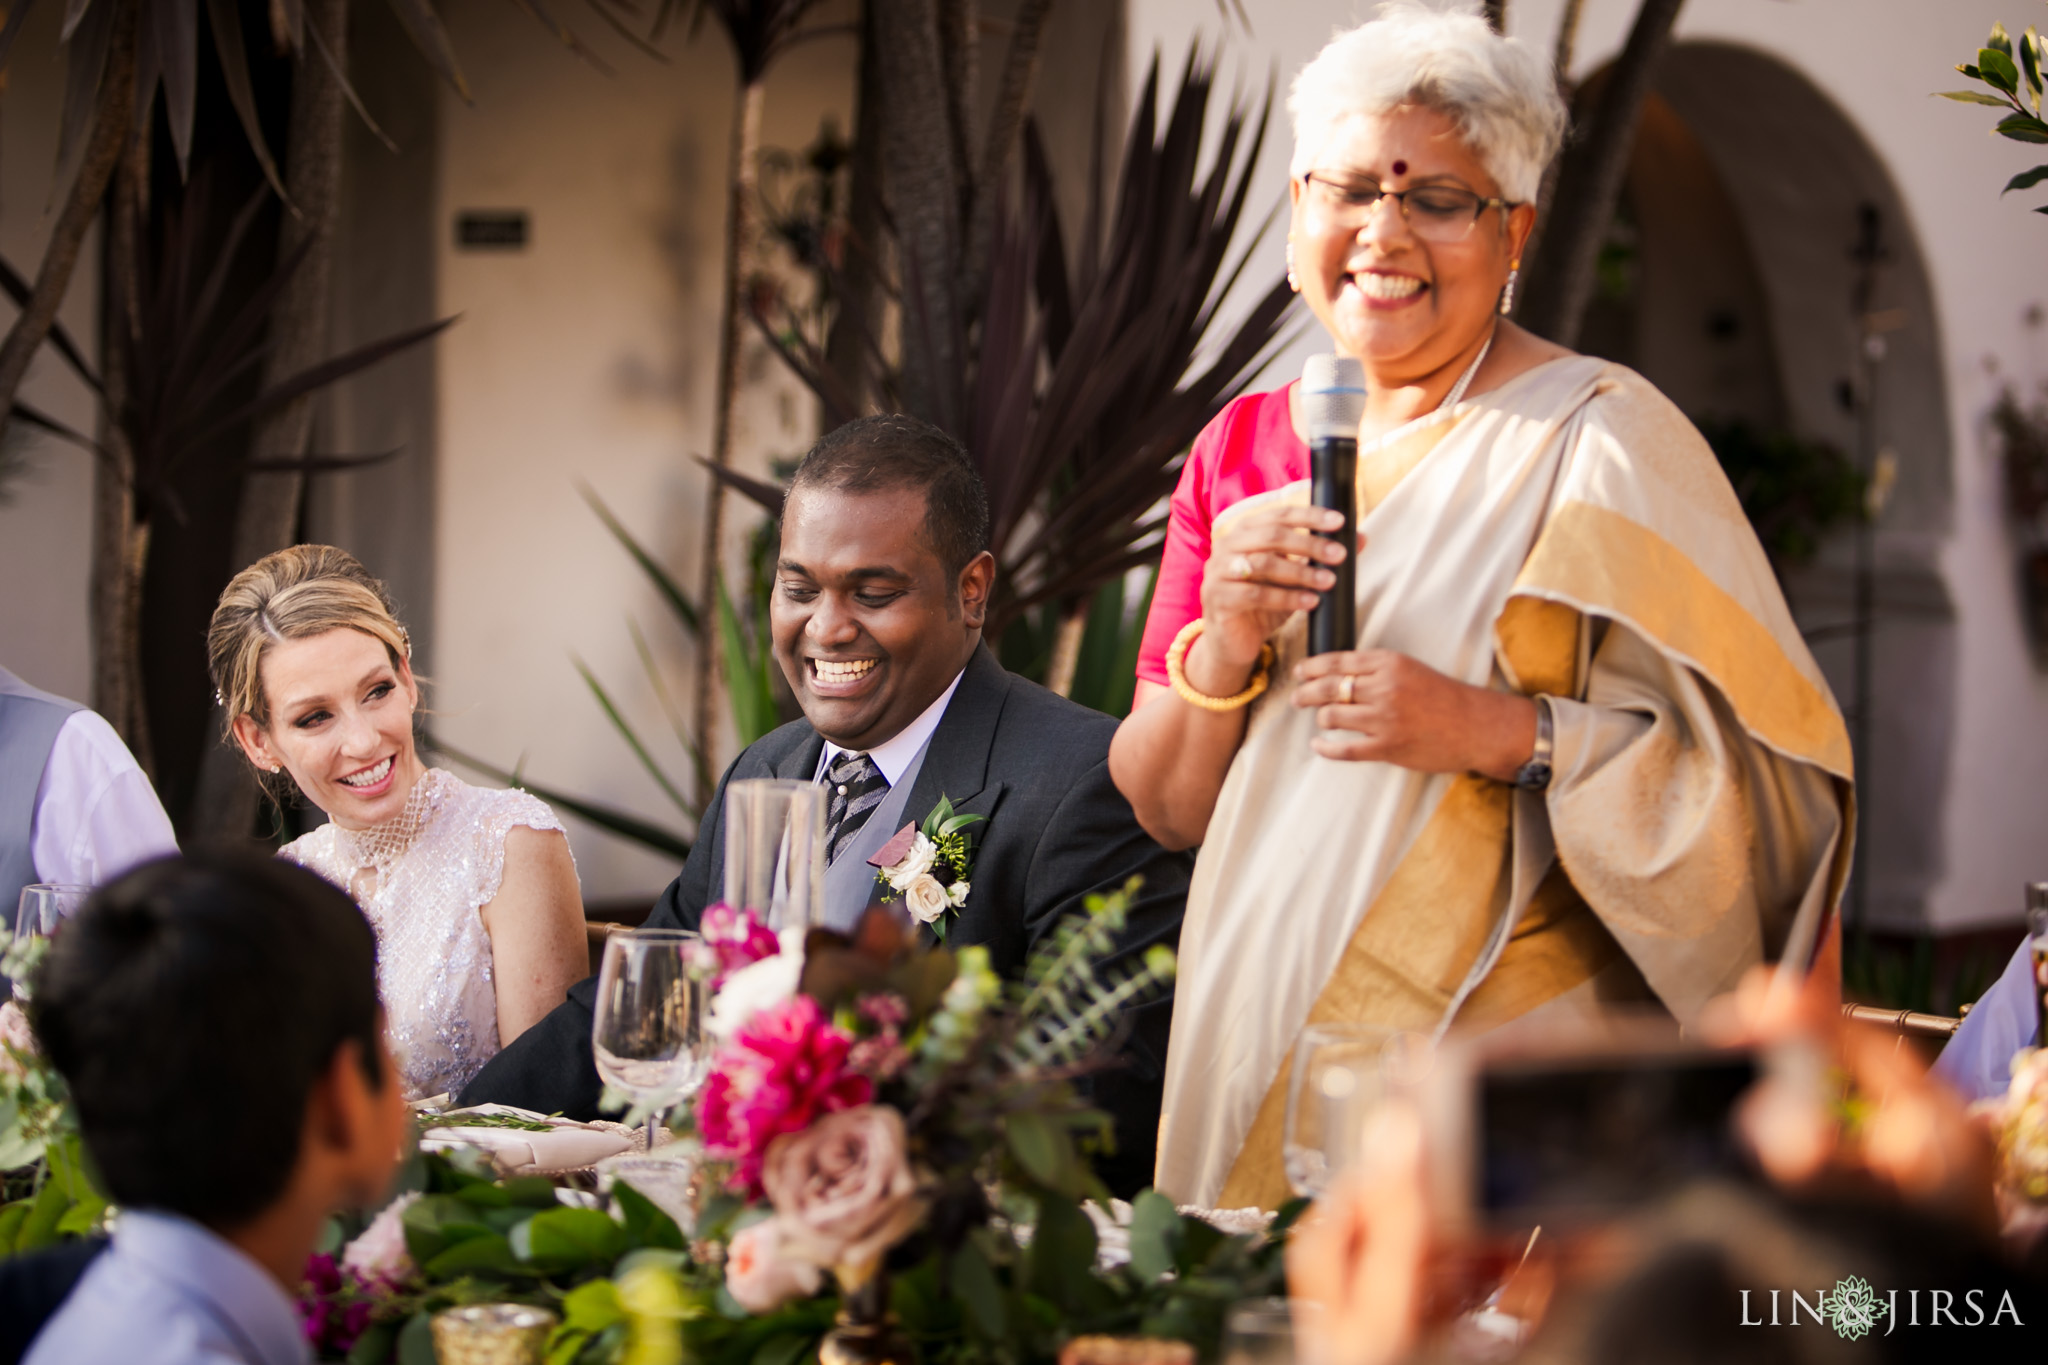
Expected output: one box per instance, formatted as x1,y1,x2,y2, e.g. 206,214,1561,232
207,545,417,793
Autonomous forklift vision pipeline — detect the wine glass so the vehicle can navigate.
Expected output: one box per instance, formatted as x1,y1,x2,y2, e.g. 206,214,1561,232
721,779,826,931
9,883,89,1000
1283,1023,1415,1199
591,929,711,1151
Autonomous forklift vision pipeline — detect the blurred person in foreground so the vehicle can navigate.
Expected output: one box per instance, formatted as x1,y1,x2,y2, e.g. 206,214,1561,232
23,852,409,1365
1110,0,1854,1211
1288,970,2044,1365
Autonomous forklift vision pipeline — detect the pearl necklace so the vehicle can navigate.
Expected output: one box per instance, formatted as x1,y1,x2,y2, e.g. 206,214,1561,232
1438,322,1497,412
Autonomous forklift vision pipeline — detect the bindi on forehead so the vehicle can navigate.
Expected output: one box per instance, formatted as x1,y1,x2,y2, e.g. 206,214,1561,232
1392,159,1408,176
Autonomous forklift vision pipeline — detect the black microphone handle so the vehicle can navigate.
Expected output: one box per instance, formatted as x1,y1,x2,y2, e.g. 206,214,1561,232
1308,436,1357,656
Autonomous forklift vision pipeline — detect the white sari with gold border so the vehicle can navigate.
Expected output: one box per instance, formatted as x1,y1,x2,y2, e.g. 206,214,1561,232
1153,357,1852,1211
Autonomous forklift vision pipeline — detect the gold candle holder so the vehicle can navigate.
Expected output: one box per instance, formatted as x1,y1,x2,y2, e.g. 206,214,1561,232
430,1303,559,1365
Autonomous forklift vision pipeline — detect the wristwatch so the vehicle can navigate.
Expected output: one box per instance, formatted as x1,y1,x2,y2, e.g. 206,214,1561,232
1512,695,1554,791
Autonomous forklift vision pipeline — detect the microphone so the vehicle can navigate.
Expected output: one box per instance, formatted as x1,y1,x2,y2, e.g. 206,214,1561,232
1302,354,1366,656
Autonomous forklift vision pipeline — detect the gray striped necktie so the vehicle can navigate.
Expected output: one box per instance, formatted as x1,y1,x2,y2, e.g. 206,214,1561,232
823,751,890,865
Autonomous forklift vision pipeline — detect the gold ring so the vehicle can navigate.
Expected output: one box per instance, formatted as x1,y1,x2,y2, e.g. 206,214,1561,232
1231,554,1255,581
1340,674,1355,705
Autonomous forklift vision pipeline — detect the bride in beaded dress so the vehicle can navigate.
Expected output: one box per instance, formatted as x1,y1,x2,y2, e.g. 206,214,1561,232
206,545,589,1100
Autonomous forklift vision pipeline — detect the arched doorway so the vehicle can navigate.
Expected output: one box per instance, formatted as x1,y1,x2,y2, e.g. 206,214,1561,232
1574,42,1956,934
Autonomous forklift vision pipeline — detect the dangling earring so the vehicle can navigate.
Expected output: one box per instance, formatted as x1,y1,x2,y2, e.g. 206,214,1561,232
1286,238,1300,293
1500,259,1521,316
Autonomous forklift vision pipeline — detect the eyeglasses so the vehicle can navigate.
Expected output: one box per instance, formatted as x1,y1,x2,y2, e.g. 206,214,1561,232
1300,172,1516,244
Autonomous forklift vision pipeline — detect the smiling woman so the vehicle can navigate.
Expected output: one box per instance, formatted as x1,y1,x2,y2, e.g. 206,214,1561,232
1112,1,1855,1211
206,546,588,1101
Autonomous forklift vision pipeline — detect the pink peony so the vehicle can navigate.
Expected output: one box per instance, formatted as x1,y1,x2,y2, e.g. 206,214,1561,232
761,1105,925,1284
724,1218,823,1312
698,903,781,987
697,995,873,1195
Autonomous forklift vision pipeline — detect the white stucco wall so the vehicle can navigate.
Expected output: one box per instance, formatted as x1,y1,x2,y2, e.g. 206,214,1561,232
0,4,104,702
1128,0,2048,932
430,1,853,902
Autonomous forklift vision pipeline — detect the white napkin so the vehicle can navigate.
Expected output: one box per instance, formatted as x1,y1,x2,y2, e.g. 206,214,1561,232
421,1103,638,1176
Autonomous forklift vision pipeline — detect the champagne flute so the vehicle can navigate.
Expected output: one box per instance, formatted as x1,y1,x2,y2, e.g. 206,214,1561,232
722,779,827,932
591,929,710,1151
9,883,90,1000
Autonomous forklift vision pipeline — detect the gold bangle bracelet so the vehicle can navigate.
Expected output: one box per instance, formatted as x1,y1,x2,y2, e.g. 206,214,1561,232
1164,618,1275,712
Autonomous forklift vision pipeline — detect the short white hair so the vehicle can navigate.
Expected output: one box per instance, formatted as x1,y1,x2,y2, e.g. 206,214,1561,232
1288,0,1567,204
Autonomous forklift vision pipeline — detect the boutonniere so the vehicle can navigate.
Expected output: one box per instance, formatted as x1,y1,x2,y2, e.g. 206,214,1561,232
868,795,983,937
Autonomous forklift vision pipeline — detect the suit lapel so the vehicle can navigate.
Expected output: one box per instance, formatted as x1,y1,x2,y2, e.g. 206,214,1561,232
900,644,1005,825
898,645,1010,945
771,730,826,781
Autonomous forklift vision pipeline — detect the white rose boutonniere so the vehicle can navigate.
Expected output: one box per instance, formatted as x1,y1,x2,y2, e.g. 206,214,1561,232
869,795,983,939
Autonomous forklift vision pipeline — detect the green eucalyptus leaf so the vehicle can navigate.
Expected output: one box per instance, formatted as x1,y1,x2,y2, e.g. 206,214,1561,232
453,1180,513,1208
1128,1190,1182,1285
1005,1110,1071,1190
1938,89,2014,105
751,1333,812,1365
561,1278,628,1333
1960,62,1985,79
1992,21,2014,56
503,1175,561,1209
2024,27,2043,104
0,1201,30,1255
950,1241,1007,1338
1028,1194,1099,1309
13,1176,71,1253
403,1193,492,1263
518,1206,630,1269
1176,1216,1227,1272
423,1230,521,1277
397,1310,437,1365
2035,203,2048,214
612,1180,686,1250
346,1321,398,1365
1997,111,2048,142
1982,47,2022,94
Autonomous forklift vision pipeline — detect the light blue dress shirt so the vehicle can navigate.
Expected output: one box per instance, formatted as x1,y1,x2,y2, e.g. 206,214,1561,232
1932,933,2039,1104
25,1209,310,1365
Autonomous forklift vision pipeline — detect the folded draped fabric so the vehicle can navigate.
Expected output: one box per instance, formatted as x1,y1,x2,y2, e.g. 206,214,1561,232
1155,357,1853,1211
421,1104,643,1176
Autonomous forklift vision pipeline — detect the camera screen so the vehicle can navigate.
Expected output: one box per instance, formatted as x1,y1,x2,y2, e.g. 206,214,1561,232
1477,1052,1760,1222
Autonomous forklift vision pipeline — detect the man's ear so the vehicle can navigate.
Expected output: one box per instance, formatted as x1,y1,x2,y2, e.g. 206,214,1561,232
231,713,278,774
957,552,996,629
310,1038,403,1210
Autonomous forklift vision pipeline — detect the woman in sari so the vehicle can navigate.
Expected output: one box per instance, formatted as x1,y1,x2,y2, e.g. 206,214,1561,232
1108,2,1854,1210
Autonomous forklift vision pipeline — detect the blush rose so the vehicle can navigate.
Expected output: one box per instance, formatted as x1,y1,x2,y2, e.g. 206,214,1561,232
760,1104,925,1285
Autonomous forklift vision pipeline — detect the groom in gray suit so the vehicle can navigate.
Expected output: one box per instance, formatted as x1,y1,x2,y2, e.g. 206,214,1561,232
462,414,1191,1194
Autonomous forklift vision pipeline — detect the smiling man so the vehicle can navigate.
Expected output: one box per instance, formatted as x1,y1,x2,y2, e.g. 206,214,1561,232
461,415,1192,1193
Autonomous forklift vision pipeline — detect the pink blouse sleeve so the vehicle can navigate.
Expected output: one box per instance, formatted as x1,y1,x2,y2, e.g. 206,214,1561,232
1136,409,1231,686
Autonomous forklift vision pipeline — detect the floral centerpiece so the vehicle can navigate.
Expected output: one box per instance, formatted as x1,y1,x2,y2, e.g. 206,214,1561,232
297,881,1304,1365
0,937,109,1256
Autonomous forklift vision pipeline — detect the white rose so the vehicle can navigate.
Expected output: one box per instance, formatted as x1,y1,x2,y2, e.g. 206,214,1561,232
885,833,938,891
946,880,969,908
708,929,806,1039
904,874,950,925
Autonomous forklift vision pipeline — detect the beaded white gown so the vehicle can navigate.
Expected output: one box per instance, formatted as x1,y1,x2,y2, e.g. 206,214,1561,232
281,767,570,1100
